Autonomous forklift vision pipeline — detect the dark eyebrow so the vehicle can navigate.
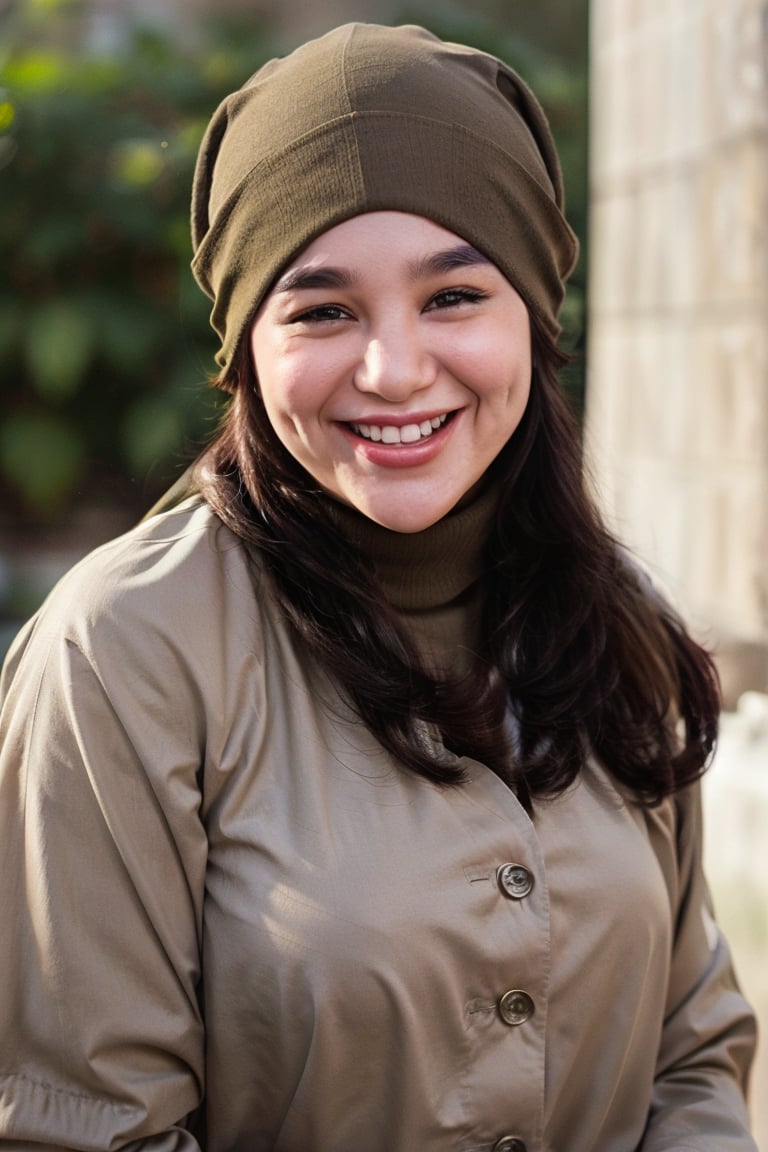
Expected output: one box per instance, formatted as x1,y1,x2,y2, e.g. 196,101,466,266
273,266,359,294
410,244,492,279
273,243,491,295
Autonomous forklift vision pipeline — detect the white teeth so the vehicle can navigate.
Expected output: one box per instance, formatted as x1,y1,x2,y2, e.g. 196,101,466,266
350,413,449,444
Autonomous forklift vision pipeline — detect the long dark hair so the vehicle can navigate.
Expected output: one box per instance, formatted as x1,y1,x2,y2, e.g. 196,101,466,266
194,317,719,808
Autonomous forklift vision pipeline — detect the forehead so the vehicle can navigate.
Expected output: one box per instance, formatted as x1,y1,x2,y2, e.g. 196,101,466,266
278,211,486,275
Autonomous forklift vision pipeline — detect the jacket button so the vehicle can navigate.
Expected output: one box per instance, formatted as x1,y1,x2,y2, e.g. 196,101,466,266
498,989,534,1026
493,1138,526,1152
496,863,533,899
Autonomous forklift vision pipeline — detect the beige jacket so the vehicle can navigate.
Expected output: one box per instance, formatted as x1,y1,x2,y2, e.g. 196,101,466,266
0,499,757,1152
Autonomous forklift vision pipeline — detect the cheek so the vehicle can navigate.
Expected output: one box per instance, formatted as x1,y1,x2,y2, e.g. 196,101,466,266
471,341,532,413
252,346,306,425
254,340,341,424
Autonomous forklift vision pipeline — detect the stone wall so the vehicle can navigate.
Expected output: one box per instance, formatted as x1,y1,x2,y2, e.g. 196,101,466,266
588,3,768,1142
587,0,768,703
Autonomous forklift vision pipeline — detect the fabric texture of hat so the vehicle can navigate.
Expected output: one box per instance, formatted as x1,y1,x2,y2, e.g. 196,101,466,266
191,22,579,371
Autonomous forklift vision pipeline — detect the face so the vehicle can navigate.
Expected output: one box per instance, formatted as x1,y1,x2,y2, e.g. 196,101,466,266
250,211,532,533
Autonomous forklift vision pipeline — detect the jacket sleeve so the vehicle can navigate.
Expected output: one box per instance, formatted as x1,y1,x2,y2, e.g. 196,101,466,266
640,782,759,1151
0,594,208,1151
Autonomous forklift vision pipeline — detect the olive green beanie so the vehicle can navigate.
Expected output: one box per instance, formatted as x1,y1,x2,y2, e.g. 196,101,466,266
191,22,579,372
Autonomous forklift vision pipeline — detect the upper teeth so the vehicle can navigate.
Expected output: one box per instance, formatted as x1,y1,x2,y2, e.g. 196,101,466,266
351,414,448,444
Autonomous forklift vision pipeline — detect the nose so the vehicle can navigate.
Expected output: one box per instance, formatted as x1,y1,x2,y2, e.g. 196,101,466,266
353,318,437,401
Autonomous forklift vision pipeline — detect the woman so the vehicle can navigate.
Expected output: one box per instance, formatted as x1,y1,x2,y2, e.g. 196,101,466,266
0,22,758,1152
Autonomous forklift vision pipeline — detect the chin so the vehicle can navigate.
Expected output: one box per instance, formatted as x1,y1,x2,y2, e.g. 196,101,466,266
359,502,456,534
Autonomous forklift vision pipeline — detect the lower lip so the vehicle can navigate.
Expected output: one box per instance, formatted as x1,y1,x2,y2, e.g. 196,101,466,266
337,415,458,469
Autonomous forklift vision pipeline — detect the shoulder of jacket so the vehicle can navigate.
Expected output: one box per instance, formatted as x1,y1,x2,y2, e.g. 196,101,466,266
10,498,272,672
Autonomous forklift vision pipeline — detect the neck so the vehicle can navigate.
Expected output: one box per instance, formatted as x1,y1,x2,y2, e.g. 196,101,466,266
324,483,500,673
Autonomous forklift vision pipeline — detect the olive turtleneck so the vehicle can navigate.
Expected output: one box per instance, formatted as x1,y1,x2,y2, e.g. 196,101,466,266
325,483,500,676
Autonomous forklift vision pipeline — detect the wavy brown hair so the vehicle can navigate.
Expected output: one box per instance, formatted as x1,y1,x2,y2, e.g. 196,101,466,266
192,317,719,809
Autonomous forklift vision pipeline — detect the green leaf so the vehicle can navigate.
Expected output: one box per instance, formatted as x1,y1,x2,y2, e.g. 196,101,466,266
0,411,84,510
109,138,165,188
2,50,68,92
0,99,15,131
24,301,94,399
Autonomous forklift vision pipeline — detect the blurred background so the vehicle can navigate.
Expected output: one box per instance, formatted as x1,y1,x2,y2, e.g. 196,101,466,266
0,0,765,1139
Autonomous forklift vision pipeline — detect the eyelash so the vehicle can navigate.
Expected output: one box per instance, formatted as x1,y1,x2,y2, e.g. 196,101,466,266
427,287,487,310
292,304,350,324
291,287,488,325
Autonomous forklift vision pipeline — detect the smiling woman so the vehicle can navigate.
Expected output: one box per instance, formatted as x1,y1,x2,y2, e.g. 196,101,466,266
0,20,759,1152
249,212,532,532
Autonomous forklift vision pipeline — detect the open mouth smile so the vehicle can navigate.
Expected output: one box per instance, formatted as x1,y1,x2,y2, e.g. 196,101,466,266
348,413,451,445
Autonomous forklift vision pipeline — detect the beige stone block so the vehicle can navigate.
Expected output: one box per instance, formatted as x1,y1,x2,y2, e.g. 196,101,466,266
584,326,635,514
589,190,640,314
674,471,768,638
629,25,666,171
587,0,768,666
699,139,768,306
693,321,768,465
653,323,694,457
619,458,688,586
626,173,699,315
584,329,621,456
607,40,640,180
622,0,653,33
664,4,707,162
640,325,683,456
633,179,669,310
724,325,768,463
685,325,721,463
659,170,699,309
670,468,768,643
719,476,768,636
590,0,622,58
682,474,731,622
618,330,647,457
705,0,768,141
600,172,700,316
591,59,621,183
589,54,616,187
656,478,696,611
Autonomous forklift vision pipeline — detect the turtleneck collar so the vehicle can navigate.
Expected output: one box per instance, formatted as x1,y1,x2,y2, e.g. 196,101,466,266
323,481,500,613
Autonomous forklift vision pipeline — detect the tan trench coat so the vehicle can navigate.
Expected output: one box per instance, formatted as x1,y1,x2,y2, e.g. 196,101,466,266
0,499,757,1152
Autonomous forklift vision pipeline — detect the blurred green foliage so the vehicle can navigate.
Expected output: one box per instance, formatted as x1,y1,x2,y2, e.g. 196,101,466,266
0,0,274,522
0,0,587,527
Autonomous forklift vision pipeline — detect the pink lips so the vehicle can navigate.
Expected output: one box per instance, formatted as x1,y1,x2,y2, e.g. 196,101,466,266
337,410,458,468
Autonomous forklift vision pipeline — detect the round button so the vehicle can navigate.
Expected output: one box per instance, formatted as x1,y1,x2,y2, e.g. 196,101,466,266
497,863,534,899
497,989,534,1026
493,1138,526,1152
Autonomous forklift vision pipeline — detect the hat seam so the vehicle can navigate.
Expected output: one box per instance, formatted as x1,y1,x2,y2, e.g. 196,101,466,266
193,109,570,276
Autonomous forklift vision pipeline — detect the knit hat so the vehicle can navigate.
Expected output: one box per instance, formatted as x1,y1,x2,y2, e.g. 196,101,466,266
191,22,579,372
